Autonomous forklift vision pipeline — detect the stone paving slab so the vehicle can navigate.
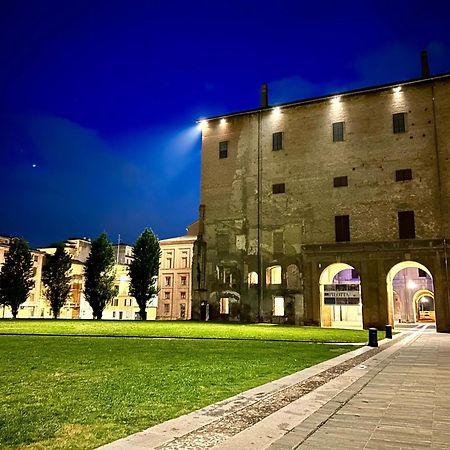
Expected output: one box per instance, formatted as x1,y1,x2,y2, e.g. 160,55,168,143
268,330,450,450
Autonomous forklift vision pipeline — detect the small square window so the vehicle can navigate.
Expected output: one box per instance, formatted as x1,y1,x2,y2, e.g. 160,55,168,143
180,292,186,300
272,132,283,151
219,141,228,159
272,183,285,194
418,268,428,278
165,276,171,286
180,276,187,286
333,176,348,188
332,122,344,142
393,113,406,133
395,169,412,182
164,291,170,300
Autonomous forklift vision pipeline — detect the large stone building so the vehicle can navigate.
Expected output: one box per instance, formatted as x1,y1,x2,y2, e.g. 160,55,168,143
192,54,450,332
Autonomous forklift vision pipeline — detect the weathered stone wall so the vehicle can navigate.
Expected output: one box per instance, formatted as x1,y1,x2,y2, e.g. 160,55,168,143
194,76,450,330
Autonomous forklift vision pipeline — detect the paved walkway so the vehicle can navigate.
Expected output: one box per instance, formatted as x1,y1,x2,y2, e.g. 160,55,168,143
268,329,450,450
99,327,450,449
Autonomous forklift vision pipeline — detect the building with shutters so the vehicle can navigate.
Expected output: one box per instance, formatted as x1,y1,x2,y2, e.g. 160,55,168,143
192,53,450,332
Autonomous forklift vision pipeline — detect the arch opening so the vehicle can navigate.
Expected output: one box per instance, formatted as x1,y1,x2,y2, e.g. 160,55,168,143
319,263,362,329
386,261,435,327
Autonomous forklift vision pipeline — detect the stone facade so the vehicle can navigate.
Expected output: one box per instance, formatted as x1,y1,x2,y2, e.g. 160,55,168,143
192,72,450,332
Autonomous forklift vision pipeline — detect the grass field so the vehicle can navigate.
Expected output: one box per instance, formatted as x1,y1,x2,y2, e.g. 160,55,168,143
0,319,379,343
0,334,355,450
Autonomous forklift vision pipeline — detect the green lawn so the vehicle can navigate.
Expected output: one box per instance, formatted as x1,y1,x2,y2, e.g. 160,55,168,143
0,319,378,343
0,335,354,450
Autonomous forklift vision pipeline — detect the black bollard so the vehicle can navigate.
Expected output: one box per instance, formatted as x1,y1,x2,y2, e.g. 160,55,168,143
385,325,393,339
368,328,378,347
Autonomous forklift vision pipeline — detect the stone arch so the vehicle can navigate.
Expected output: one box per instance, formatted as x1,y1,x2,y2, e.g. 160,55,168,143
319,263,362,329
386,261,434,326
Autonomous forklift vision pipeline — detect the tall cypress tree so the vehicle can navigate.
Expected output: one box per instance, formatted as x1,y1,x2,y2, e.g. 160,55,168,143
84,233,117,319
129,229,161,320
42,243,72,319
0,238,34,318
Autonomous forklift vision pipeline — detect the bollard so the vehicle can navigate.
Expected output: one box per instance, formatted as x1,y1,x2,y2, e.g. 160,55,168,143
368,328,378,347
385,325,393,339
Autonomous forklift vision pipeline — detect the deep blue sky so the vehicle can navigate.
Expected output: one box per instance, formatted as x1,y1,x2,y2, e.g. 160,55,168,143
1,0,450,247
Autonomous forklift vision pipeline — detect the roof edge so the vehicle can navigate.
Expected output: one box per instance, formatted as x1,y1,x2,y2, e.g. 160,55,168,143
199,71,450,122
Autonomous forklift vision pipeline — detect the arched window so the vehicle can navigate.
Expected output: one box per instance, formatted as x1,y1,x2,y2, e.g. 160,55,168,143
248,271,258,286
266,265,282,285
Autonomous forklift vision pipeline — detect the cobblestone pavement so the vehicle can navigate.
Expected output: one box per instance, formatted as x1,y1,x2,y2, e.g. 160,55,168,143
269,328,450,450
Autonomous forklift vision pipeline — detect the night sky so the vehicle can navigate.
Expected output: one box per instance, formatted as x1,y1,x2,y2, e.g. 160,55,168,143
1,0,450,248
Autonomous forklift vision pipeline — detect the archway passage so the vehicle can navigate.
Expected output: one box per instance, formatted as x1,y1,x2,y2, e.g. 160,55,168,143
319,263,363,329
386,261,435,328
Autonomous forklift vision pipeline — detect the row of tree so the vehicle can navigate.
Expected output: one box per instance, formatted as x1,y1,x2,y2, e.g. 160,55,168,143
0,229,161,320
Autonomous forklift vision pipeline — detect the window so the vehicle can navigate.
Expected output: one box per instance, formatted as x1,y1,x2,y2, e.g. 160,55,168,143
166,257,173,269
333,176,348,188
219,141,228,159
396,169,412,182
181,256,188,268
418,268,428,278
219,298,229,314
180,276,187,286
332,122,344,142
180,292,186,300
248,271,258,286
272,183,285,194
335,215,350,242
113,311,116,318
124,299,127,306
164,303,170,314
272,132,283,151
273,296,285,316
266,265,282,285
164,291,170,300
393,113,406,133
351,269,359,280
180,303,186,319
398,211,415,239
165,276,171,286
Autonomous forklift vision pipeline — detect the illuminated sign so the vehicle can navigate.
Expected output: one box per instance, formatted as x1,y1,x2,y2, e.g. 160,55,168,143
324,283,360,305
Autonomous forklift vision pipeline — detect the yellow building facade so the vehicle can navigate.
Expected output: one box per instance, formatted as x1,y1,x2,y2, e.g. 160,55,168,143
157,235,196,320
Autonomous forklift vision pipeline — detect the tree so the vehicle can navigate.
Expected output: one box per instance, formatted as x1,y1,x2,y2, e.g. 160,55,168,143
84,233,117,319
0,238,34,318
42,243,72,319
129,228,161,320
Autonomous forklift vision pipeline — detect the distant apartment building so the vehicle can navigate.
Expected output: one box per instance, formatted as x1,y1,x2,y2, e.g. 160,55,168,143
157,234,196,320
38,238,92,319
114,243,134,265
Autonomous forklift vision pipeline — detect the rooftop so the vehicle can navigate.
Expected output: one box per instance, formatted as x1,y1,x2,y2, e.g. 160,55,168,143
201,71,450,122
